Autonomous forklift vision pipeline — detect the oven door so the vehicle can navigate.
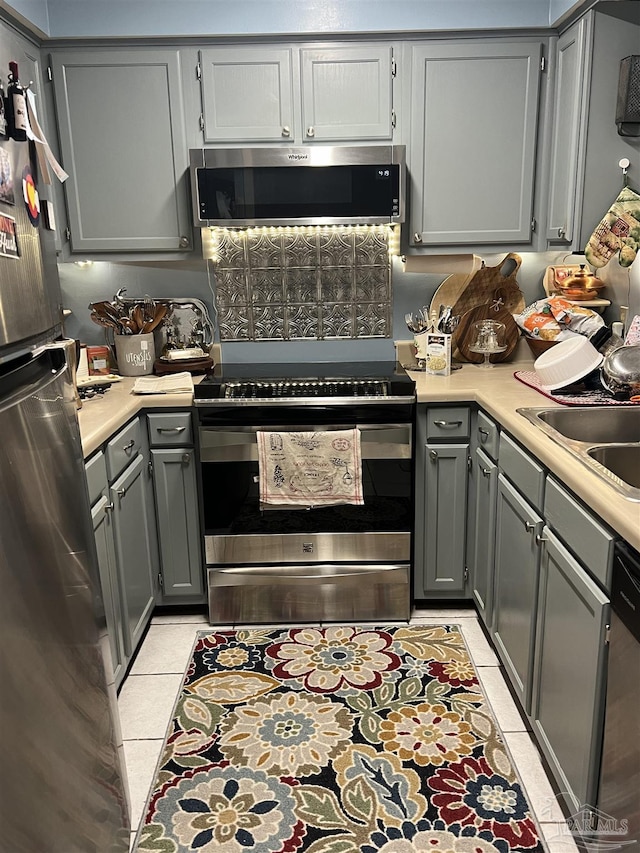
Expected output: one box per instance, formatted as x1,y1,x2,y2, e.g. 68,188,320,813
199,422,413,564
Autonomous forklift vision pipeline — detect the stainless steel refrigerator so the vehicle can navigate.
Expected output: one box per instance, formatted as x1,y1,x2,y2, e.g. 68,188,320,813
0,114,130,850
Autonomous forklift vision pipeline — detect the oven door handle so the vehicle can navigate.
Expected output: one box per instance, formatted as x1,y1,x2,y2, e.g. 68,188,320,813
199,424,412,462
209,564,409,585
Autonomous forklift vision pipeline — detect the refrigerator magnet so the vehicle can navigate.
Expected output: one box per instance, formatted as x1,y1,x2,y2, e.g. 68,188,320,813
22,163,39,226
0,147,15,205
0,213,19,258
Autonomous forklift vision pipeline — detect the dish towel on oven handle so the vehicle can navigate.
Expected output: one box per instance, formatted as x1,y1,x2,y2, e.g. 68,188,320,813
256,428,364,507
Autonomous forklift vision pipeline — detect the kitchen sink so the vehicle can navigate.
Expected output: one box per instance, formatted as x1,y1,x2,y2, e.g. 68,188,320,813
534,407,640,444
587,445,640,489
518,406,640,501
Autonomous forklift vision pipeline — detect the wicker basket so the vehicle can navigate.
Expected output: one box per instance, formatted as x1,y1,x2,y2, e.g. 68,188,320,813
524,337,558,359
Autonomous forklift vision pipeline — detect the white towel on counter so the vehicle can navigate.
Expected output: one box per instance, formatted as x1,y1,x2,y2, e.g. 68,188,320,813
257,429,364,507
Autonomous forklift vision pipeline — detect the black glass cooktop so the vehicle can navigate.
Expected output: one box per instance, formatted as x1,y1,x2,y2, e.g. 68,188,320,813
194,361,415,401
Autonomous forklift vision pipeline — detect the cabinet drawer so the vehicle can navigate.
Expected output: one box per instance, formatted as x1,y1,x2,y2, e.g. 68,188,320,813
147,412,193,447
477,411,499,460
105,418,142,481
499,433,545,512
544,477,616,590
85,451,107,505
426,407,470,440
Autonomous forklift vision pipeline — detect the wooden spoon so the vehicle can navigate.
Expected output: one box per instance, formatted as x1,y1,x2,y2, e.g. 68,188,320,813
141,303,168,334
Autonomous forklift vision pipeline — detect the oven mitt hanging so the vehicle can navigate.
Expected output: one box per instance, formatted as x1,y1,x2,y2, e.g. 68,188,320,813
585,186,640,268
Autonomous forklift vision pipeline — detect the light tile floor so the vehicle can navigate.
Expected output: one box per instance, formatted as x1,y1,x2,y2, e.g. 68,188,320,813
119,608,579,853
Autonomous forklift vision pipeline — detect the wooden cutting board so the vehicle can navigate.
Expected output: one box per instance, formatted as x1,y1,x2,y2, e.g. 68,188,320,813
451,253,525,320
428,271,477,327
453,303,521,364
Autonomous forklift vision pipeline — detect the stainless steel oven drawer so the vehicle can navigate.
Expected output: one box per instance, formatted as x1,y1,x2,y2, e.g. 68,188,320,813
208,563,410,624
206,531,411,565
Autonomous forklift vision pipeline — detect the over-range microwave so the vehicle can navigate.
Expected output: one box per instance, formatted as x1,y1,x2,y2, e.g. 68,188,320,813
189,145,406,228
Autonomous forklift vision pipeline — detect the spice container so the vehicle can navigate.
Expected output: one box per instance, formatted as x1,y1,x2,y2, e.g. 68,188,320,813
86,345,112,375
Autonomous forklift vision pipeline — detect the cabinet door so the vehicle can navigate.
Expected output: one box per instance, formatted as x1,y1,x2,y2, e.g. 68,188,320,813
300,46,393,141
416,442,469,597
151,448,203,599
492,474,542,713
51,49,192,253
92,496,127,689
200,47,294,142
531,528,609,812
409,41,542,246
110,454,156,656
545,17,592,244
471,447,498,627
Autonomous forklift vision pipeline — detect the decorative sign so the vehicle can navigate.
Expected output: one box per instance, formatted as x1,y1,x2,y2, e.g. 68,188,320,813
22,163,39,226
0,213,19,258
0,147,15,205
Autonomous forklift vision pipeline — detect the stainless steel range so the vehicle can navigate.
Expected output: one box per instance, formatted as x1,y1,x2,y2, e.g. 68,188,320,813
194,362,415,624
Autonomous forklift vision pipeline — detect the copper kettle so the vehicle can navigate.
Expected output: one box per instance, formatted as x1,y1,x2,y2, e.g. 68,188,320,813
558,264,604,300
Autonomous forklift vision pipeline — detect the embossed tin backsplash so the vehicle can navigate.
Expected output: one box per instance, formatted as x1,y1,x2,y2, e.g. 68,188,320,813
210,227,392,341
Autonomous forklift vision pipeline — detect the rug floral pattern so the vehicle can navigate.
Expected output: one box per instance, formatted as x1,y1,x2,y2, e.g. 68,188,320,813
134,625,543,853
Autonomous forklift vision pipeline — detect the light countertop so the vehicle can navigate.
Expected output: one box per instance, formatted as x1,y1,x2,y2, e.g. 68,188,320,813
407,360,640,551
77,361,639,551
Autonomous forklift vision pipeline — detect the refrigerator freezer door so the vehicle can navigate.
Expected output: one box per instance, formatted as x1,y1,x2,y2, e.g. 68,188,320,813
0,140,62,358
0,348,130,852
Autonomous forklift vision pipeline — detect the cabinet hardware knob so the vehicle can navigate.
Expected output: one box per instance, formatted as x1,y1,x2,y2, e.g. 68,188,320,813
281,126,291,137
158,427,186,433
123,440,135,452
524,520,536,532
482,467,491,477
434,420,462,427
104,501,114,513
116,487,126,498
429,449,438,462
413,233,423,243
179,236,190,249
535,534,548,546
558,226,566,239
182,453,190,465
478,427,489,436
306,126,315,137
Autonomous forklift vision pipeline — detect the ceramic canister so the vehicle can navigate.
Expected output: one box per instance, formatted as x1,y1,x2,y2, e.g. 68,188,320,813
114,333,155,376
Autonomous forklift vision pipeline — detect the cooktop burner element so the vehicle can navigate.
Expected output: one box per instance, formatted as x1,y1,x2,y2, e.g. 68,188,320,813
194,361,415,405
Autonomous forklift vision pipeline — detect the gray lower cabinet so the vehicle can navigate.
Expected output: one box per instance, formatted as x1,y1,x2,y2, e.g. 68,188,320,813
90,491,127,690
50,49,192,254
415,406,470,599
147,411,204,603
408,39,543,248
110,453,157,656
492,474,543,713
470,447,498,627
151,448,203,600
415,443,470,598
531,528,610,813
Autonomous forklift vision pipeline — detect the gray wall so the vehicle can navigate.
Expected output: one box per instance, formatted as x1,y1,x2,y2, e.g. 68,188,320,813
60,249,626,364
5,0,583,38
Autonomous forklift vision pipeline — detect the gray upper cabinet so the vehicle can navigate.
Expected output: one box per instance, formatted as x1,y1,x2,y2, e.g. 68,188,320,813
300,46,393,141
199,43,393,145
545,17,591,245
545,7,640,251
408,40,542,247
50,49,192,253
200,47,294,143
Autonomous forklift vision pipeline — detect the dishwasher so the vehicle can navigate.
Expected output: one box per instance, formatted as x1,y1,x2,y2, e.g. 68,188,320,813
597,540,640,846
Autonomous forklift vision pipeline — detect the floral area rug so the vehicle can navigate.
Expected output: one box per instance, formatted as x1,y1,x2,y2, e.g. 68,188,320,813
134,625,544,853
